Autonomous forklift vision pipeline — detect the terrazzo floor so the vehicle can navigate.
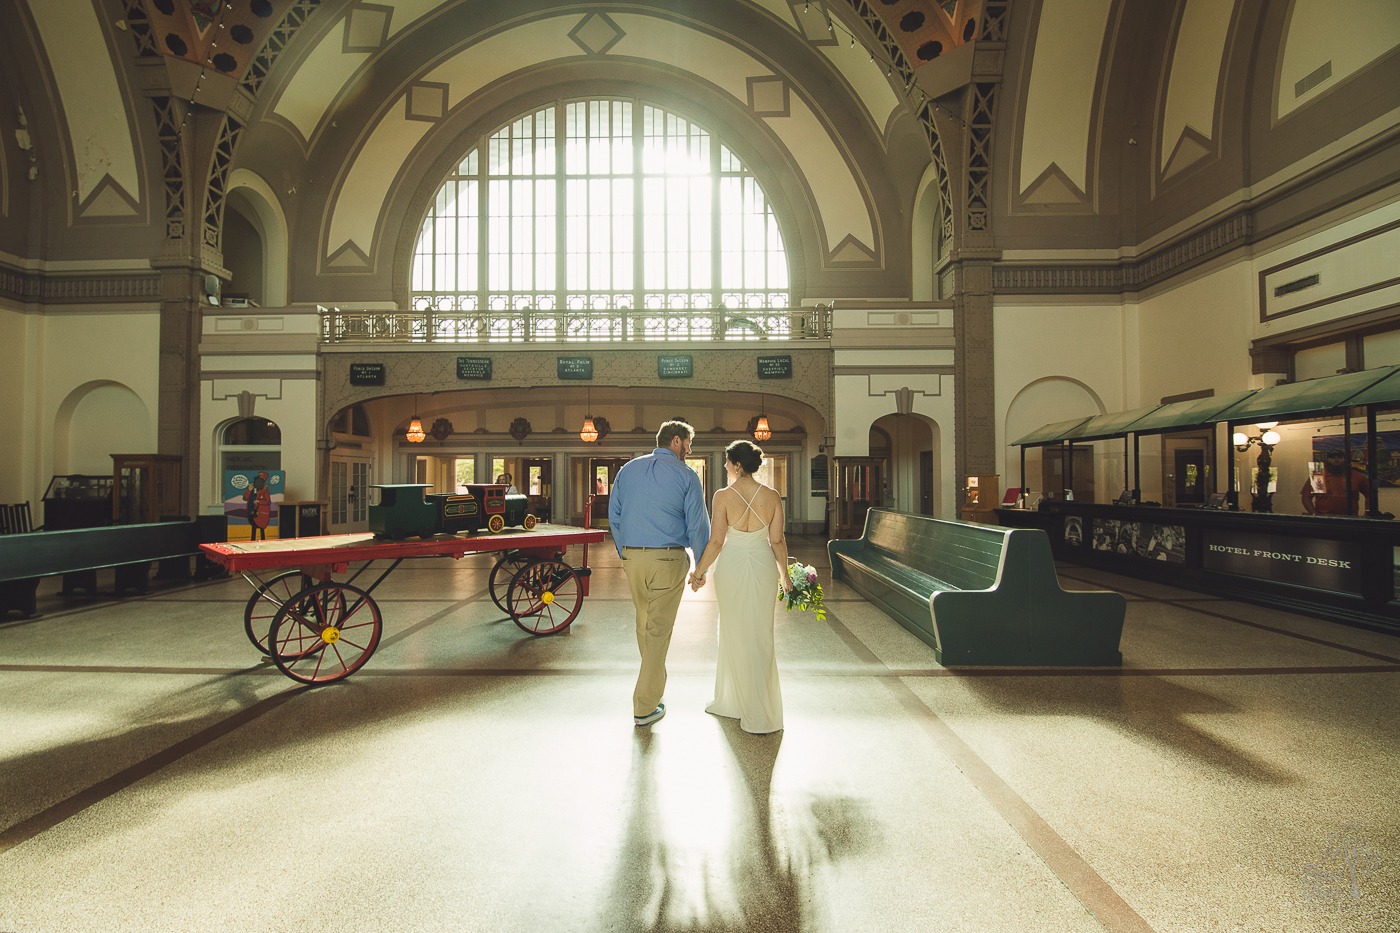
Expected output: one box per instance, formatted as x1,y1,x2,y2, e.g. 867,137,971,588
1,534,1397,932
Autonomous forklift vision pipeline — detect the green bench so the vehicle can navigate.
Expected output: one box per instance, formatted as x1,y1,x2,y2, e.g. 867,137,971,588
0,519,222,618
828,509,1124,665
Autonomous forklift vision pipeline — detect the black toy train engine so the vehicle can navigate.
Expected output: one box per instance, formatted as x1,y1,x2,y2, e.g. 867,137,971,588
368,484,538,539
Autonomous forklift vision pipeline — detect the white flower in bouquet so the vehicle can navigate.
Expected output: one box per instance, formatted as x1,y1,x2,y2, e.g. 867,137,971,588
779,560,826,621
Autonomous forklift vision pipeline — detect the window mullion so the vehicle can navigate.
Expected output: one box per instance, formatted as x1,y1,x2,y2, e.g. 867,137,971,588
555,100,566,316
712,143,721,311
477,145,488,314
633,99,644,315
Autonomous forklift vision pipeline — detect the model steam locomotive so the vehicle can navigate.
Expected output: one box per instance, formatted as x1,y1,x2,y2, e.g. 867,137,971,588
368,483,538,539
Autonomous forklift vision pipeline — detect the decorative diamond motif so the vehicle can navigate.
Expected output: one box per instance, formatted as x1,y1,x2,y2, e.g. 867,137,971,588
747,76,790,118
344,2,392,53
407,82,448,123
568,13,625,56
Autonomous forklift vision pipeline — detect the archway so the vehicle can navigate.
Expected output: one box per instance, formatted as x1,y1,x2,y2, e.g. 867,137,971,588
54,381,152,475
225,169,290,307
1003,377,1106,503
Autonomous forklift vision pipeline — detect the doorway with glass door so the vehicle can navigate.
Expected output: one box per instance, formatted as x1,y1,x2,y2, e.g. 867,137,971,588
329,456,370,533
586,458,629,528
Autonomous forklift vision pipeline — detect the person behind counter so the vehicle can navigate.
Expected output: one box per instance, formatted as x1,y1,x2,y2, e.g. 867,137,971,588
1300,450,1370,516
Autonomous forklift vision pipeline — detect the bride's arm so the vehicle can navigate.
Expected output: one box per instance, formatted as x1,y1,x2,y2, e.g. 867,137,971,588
767,490,792,592
690,489,730,588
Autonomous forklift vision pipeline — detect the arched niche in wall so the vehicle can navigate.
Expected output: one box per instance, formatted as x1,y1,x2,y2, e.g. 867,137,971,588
54,381,153,475
1004,376,1105,444
225,169,290,307
1003,376,1106,500
910,162,944,301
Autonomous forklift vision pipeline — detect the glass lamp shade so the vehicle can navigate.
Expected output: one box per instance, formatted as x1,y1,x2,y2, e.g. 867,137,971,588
1231,431,1249,447
1255,421,1279,431
579,416,599,443
1261,430,1281,446
753,415,772,441
405,417,426,443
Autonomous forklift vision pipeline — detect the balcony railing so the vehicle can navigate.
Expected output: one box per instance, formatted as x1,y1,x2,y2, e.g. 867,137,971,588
319,305,832,344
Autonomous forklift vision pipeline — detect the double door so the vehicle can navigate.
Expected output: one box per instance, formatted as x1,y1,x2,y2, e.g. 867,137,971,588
329,457,370,533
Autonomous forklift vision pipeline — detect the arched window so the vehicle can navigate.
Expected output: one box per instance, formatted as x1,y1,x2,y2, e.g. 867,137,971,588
221,417,281,474
412,99,789,323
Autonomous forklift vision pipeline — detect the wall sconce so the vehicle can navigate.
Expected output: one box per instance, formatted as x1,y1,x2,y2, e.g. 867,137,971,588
753,394,772,441
405,394,425,444
1232,422,1280,512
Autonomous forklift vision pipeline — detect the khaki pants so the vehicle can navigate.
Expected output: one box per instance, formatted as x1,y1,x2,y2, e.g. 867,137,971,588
621,548,689,716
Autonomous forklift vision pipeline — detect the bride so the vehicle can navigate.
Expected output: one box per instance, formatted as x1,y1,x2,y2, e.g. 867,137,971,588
689,439,792,734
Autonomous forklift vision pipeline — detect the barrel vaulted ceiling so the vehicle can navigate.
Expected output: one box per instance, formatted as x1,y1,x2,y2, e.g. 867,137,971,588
4,0,1398,290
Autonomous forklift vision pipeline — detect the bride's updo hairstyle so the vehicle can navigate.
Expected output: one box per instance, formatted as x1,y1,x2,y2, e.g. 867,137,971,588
725,439,764,475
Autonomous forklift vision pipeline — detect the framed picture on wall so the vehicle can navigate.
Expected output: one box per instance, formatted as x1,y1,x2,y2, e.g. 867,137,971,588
1312,432,1400,486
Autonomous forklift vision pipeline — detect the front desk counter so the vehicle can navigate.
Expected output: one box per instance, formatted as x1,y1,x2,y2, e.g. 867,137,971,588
998,502,1400,634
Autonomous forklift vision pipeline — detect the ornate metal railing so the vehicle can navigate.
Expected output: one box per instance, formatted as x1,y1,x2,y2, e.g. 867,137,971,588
319,305,833,344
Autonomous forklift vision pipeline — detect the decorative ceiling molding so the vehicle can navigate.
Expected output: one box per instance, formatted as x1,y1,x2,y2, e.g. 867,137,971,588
993,212,1255,294
0,264,161,304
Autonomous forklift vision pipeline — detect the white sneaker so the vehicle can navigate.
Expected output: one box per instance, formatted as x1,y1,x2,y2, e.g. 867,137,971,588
634,703,666,726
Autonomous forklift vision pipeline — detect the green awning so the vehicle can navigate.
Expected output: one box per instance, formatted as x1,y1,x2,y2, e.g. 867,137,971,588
1338,367,1400,408
1057,404,1164,441
1126,389,1261,434
1010,416,1092,447
1211,366,1400,424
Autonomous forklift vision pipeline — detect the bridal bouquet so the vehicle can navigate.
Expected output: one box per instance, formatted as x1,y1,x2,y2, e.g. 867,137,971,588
779,560,826,622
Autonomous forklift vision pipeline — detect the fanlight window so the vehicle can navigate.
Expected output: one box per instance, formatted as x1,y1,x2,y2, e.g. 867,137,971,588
411,99,789,324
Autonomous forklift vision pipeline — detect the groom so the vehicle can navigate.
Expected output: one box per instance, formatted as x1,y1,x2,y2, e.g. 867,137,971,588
609,420,711,727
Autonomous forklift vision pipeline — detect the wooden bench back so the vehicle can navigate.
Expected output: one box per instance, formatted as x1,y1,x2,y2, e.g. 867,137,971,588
861,509,1009,591
0,502,34,536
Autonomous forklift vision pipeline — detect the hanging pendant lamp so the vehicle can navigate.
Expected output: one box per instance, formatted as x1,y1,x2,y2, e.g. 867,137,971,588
406,394,426,443
579,384,599,442
753,393,772,441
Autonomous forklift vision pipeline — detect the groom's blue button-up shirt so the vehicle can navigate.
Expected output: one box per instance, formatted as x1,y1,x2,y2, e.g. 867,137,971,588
608,447,711,560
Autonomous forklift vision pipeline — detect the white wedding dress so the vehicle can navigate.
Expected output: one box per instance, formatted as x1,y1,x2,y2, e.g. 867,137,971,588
705,486,784,733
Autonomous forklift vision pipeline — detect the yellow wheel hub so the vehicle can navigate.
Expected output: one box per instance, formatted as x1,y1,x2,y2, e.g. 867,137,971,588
541,591,555,605
321,627,341,644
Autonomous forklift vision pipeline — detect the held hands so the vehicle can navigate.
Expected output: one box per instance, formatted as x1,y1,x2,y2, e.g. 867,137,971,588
689,570,707,591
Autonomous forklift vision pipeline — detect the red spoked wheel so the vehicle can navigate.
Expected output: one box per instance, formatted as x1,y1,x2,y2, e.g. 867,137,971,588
268,582,382,684
489,552,533,613
488,514,506,534
522,513,538,530
243,571,310,655
507,559,582,635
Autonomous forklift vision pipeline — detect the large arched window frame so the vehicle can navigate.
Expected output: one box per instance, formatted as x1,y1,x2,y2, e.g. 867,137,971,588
411,98,790,329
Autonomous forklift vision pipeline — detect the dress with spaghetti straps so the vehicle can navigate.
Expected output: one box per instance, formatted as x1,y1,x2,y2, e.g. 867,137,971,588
705,485,783,733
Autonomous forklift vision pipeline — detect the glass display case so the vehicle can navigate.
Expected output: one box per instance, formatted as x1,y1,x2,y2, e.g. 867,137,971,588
41,474,115,529
833,457,884,539
111,454,183,524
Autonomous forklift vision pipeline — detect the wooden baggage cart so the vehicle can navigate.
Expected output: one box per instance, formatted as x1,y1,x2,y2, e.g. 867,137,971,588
200,523,606,684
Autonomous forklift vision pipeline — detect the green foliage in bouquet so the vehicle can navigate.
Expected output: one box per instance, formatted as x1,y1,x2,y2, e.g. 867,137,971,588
779,560,826,622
